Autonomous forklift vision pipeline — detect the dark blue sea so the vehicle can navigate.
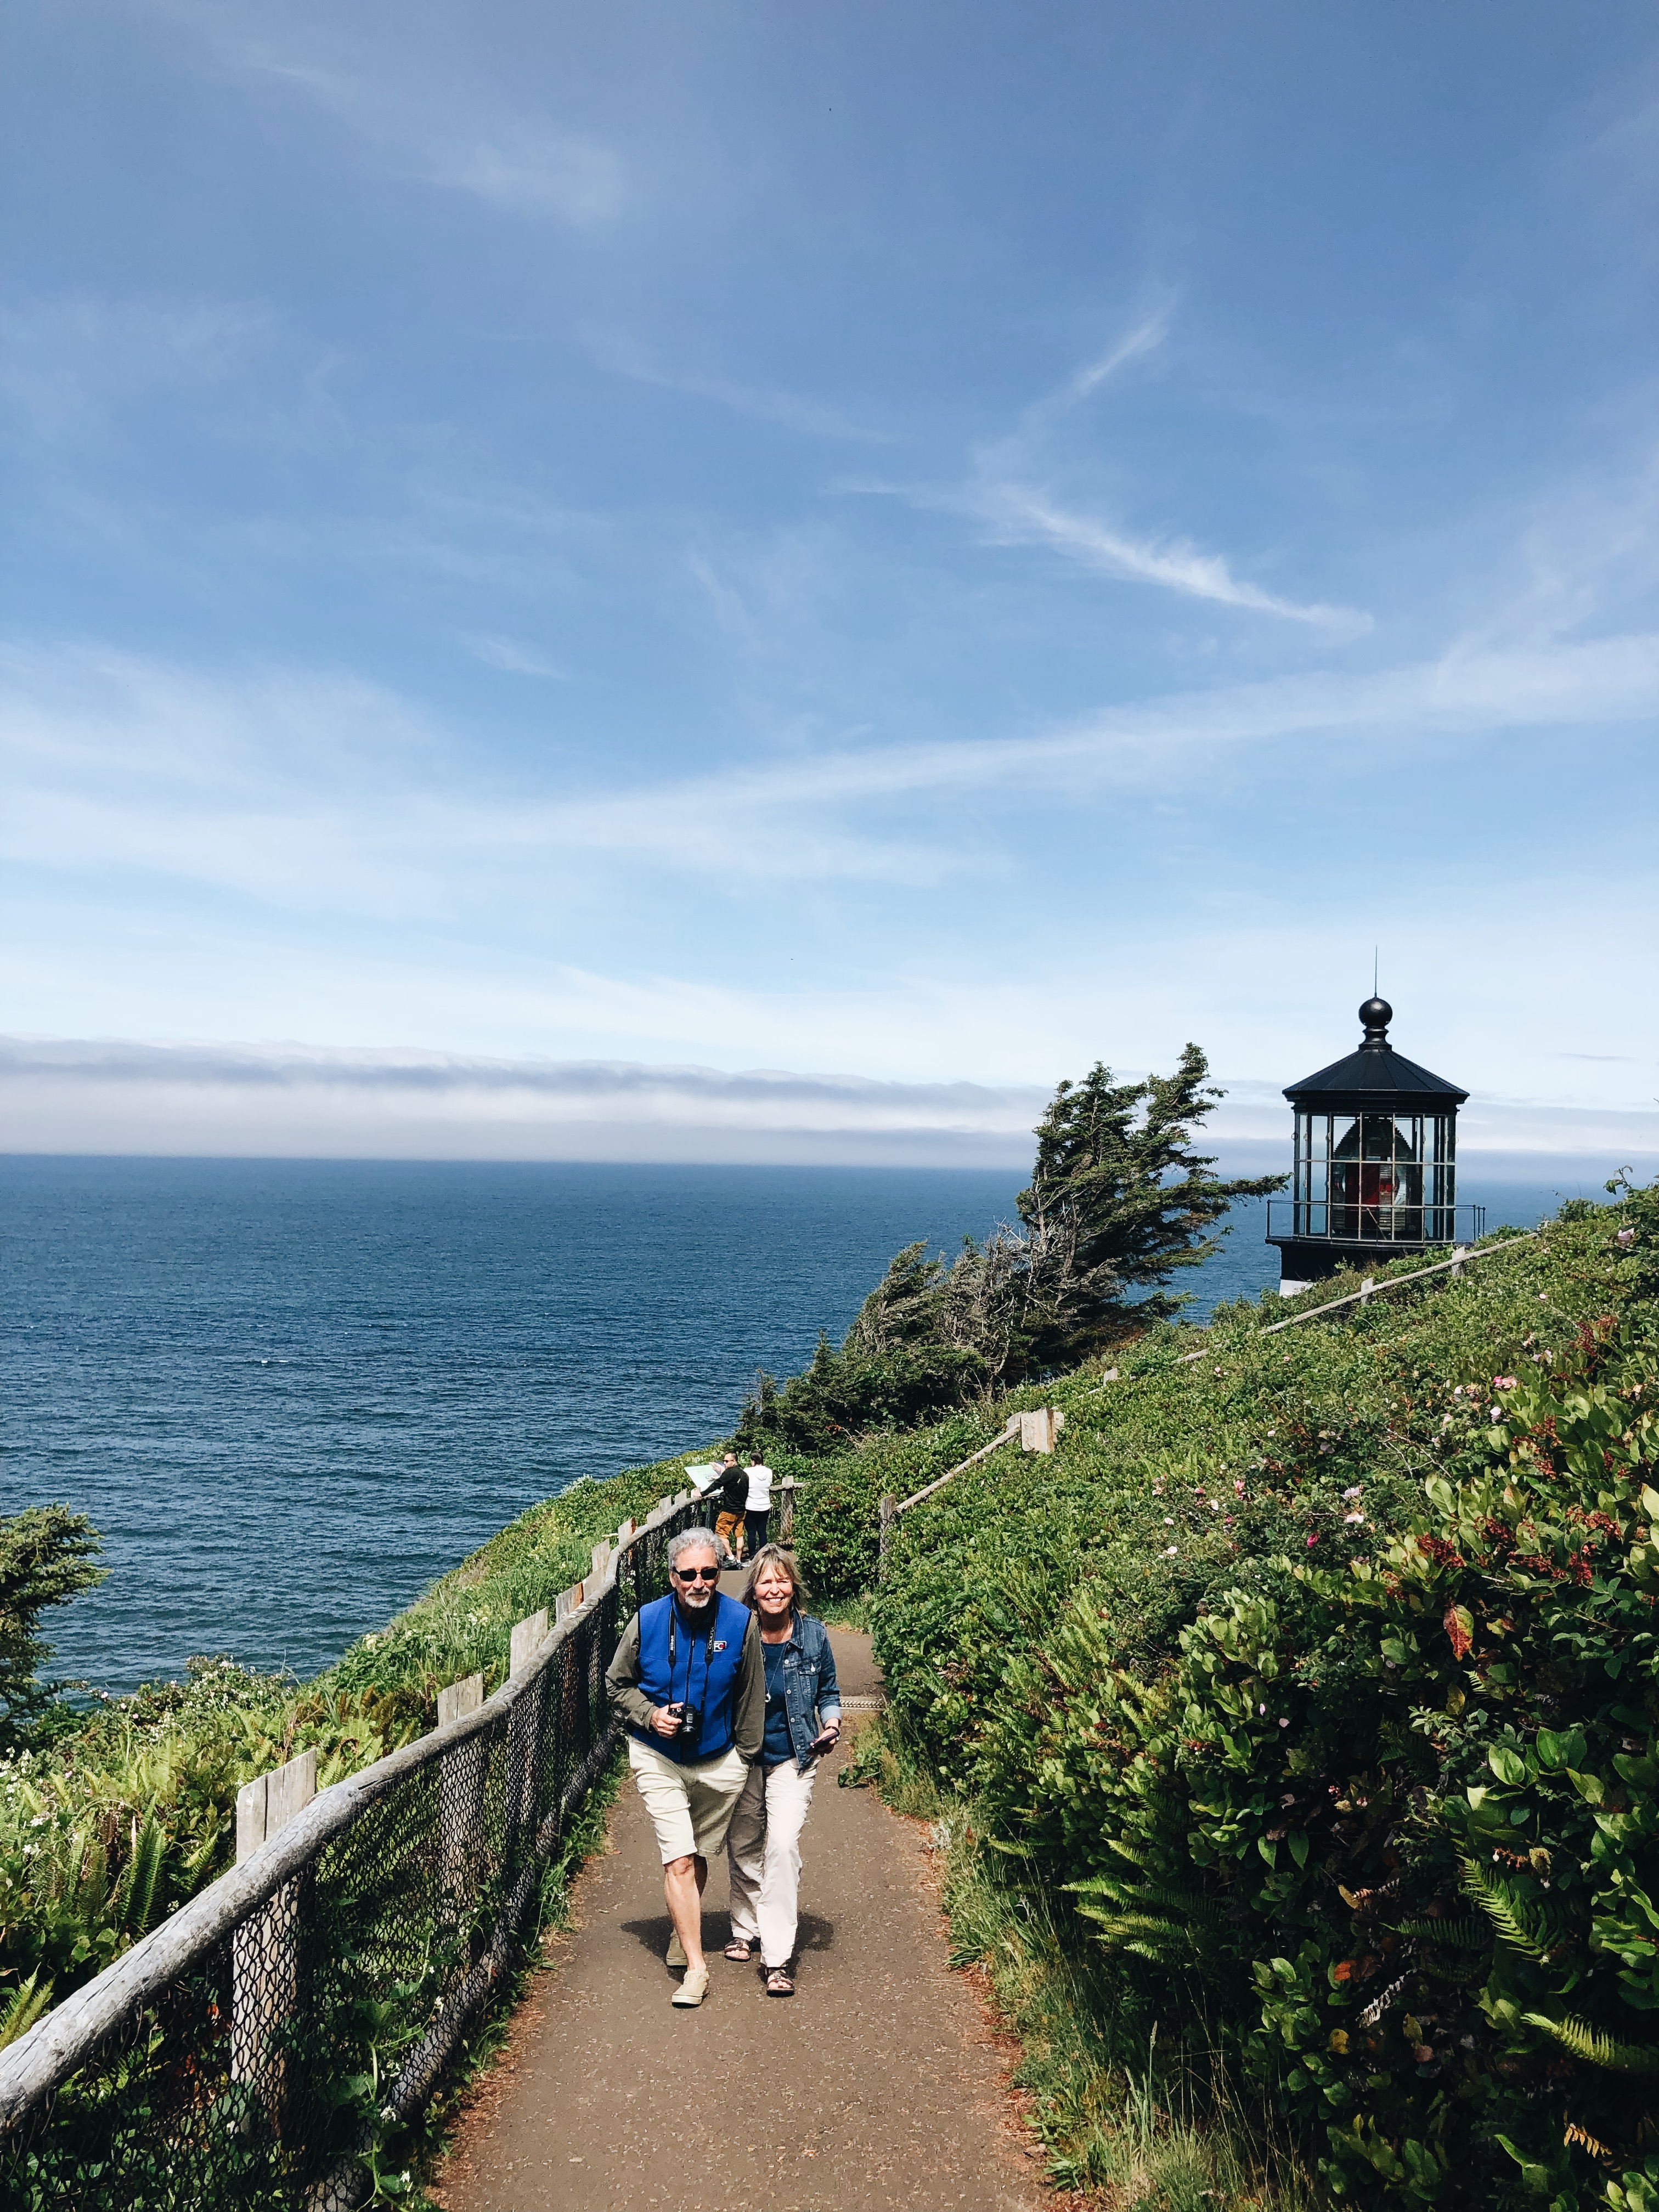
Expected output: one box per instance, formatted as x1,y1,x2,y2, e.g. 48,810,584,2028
0,1157,1597,1695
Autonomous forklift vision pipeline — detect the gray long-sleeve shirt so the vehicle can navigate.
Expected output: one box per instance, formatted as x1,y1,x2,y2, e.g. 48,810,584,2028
605,1601,765,1763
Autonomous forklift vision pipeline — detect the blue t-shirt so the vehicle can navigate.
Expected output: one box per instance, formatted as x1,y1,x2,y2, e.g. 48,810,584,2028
761,1641,793,1767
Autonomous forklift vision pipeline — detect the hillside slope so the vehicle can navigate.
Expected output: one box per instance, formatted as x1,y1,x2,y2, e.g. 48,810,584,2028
851,1194,1658,2209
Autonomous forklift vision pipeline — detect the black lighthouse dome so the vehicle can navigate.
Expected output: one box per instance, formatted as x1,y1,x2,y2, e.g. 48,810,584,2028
1267,1000,1477,1293
1283,999,1468,1114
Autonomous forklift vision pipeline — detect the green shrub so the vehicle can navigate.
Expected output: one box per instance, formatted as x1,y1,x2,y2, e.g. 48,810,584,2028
869,1194,1659,2208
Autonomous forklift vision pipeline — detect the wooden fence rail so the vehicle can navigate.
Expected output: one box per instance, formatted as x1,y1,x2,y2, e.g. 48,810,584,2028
0,1488,707,2209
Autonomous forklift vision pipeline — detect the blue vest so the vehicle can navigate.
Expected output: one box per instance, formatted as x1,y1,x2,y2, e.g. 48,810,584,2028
632,1592,751,1764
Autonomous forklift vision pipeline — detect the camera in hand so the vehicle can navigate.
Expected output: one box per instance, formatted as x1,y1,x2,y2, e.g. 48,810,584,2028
665,1702,702,1749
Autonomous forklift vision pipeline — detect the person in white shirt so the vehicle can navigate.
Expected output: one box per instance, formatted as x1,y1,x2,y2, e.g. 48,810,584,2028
743,1455,774,1559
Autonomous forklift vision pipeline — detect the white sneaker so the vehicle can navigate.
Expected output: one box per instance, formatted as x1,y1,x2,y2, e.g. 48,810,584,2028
666,1933,686,1969
672,1965,709,2007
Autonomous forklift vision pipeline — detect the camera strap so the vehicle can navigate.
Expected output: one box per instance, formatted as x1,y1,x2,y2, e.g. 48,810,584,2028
666,1599,714,1728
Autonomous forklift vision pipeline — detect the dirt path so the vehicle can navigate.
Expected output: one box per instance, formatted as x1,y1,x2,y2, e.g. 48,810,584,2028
435,1623,1039,2212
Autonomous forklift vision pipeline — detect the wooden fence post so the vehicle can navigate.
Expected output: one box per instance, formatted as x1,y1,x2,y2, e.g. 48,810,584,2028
778,1476,797,1543
437,1672,483,1729
232,1748,317,2114
1018,1408,1065,1453
877,1493,896,1582
436,1674,485,1932
508,1612,550,1836
509,1610,548,1678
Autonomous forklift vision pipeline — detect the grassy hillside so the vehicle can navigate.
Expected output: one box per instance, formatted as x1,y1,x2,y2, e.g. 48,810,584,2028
844,1189,1659,2210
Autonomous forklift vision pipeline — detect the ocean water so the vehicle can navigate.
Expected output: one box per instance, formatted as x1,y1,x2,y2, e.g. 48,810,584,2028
0,1156,1586,1696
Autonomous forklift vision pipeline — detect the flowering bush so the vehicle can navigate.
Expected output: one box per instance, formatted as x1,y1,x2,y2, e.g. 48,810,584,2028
872,1190,1659,2207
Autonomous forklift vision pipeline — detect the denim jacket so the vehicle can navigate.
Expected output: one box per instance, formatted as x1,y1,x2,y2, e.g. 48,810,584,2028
769,1611,842,1772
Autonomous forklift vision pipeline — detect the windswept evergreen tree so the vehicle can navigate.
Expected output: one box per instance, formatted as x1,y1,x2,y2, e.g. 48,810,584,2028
1010,1043,1285,1369
0,1505,105,1750
737,1043,1283,1451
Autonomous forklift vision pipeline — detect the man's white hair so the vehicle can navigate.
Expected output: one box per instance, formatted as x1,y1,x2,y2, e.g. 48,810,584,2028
668,1527,720,1569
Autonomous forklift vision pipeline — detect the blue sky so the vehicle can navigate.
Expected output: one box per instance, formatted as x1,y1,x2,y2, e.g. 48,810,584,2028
3,0,1656,1163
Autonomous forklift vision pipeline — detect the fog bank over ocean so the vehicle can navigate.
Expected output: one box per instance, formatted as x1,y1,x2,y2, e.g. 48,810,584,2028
3,1036,1654,1170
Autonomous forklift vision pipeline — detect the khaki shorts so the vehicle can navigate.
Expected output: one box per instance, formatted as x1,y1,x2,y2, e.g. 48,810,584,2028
628,1737,748,1864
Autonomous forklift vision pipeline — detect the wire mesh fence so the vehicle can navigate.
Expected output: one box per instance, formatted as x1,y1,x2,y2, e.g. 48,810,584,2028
0,1494,704,2212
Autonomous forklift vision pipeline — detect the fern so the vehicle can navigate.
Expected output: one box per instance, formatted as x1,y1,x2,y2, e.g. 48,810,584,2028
1460,1858,1562,1962
1074,1904,1210,1955
0,1971,54,2055
1521,2012,1659,2075
1397,1914,1489,1951
1066,1871,1227,1930
113,1813,165,1940
1076,1907,1203,1960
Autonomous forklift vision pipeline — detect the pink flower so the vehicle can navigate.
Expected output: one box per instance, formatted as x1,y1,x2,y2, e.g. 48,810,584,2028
1617,1227,1636,1247
1493,1376,1517,1391
1306,1534,1319,1547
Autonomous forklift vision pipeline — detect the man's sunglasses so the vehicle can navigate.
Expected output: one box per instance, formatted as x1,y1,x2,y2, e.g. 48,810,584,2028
672,1565,721,1583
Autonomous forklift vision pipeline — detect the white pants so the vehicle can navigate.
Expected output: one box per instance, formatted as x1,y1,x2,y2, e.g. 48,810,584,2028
725,1756,816,1968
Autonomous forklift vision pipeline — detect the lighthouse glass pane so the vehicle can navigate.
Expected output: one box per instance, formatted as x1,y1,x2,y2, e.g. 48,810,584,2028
1296,1113,1329,1234
1429,1114,1457,1238
1331,1114,1423,1242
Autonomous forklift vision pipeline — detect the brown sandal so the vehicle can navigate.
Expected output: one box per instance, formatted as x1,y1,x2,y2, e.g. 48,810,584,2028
765,1967,794,1996
724,1939,755,1961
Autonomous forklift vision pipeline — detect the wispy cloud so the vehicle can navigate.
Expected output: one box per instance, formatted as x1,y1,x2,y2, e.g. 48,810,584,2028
0,296,269,444
3,631,1656,909
585,329,890,443
1020,308,1175,430
871,310,1373,631
234,49,625,226
462,634,567,678
432,132,624,224
977,484,1372,634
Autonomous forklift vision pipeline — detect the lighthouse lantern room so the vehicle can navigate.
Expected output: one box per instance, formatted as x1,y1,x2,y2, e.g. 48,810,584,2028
1266,998,1480,1294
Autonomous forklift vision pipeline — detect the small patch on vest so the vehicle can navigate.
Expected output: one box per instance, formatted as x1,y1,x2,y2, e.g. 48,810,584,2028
712,1639,728,1651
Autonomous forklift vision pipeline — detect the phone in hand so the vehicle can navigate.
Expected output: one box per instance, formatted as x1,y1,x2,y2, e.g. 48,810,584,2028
806,1728,838,1757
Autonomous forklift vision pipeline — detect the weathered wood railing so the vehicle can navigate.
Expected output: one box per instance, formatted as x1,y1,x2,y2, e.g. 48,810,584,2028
0,1489,710,2211
876,1409,1065,1577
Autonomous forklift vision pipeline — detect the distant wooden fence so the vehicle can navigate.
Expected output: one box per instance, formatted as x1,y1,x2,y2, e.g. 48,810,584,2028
876,1408,1065,1577
871,1231,1547,1572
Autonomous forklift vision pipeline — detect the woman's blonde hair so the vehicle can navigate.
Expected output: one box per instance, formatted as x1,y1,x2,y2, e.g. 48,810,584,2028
741,1542,812,1614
